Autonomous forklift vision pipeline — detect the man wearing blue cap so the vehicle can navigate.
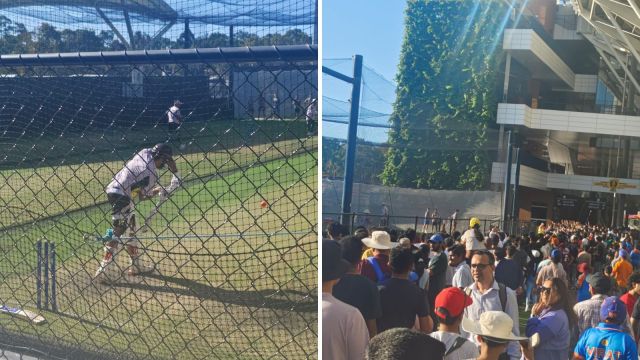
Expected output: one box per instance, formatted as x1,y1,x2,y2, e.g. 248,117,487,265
574,296,637,360
537,248,568,286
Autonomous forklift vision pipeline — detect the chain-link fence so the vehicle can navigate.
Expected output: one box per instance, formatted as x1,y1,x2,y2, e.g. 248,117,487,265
0,45,317,360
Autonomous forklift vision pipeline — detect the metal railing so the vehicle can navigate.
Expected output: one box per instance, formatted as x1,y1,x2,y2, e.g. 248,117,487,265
321,212,539,236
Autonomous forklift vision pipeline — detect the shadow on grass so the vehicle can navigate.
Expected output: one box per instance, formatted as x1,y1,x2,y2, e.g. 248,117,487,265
111,273,317,313
55,310,137,336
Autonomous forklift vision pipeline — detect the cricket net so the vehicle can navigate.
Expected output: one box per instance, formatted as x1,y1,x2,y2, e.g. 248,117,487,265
0,45,317,360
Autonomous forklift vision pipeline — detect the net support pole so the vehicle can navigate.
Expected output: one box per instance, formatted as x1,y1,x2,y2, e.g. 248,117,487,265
95,6,130,49
121,0,136,49
229,26,234,47
0,46,318,67
510,147,521,233
152,20,177,44
502,131,513,231
340,54,363,228
313,0,319,44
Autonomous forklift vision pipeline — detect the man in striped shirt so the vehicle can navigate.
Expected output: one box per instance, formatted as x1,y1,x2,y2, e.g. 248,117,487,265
574,273,631,336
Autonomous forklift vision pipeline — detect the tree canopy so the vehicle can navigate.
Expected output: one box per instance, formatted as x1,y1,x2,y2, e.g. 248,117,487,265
380,0,508,190
0,16,311,54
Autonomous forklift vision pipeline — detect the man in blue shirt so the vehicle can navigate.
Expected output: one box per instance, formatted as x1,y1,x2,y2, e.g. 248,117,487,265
574,296,638,360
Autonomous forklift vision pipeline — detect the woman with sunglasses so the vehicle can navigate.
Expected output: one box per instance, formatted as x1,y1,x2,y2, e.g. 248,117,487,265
526,277,578,360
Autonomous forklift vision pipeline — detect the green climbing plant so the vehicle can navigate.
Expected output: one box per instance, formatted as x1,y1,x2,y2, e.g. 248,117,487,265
381,0,508,190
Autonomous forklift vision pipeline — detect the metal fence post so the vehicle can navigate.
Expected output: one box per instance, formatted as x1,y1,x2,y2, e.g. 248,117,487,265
43,240,49,311
36,240,42,310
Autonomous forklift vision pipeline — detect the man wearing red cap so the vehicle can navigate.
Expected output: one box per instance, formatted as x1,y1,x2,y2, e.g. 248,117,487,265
429,287,479,359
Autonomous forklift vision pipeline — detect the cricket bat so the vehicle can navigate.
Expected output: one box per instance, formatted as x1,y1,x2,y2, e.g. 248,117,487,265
136,174,182,234
0,305,46,324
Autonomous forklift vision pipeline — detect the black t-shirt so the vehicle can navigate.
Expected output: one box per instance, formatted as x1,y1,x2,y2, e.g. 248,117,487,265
569,243,579,258
333,273,382,321
377,277,430,333
428,252,448,299
594,243,607,263
512,249,528,270
495,258,522,291
631,295,640,320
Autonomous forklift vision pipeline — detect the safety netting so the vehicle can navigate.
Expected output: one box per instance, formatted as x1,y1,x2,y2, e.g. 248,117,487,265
0,45,318,360
0,0,317,53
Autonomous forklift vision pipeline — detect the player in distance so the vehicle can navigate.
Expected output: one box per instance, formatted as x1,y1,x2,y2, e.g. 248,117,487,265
93,143,181,281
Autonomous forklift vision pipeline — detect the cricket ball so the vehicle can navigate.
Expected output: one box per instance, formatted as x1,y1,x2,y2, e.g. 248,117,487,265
260,200,268,208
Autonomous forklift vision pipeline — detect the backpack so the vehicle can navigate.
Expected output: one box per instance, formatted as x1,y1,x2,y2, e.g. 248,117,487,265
464,282,507,312
367,257,389,286
445,336,470,357
464,283,509,359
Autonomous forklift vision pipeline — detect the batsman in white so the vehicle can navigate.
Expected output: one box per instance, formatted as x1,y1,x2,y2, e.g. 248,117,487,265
94,143,181,281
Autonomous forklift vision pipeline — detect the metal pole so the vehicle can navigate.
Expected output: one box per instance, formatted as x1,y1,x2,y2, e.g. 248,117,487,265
43,241,49,311
502,131,513,230
313,0,319,45
50,242,57,312
229,26,234,47
340,55,363,226
611,192,617,228
36,240,42,310
511,147,521,234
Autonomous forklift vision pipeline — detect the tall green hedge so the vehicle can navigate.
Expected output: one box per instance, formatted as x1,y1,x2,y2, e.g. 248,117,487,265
381,0,508,190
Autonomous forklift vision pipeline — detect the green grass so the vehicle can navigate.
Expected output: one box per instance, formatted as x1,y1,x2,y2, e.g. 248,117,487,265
0,122,318,360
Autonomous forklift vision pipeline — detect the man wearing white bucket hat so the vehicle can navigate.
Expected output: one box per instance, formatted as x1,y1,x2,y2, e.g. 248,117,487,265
462,311,530,360
360,231,397,285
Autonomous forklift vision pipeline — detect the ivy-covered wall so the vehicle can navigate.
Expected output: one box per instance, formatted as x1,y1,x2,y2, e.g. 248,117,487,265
381,0,509,190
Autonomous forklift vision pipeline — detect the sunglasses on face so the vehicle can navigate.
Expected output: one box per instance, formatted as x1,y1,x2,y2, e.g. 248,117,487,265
538,286,552,295
470,263,491,270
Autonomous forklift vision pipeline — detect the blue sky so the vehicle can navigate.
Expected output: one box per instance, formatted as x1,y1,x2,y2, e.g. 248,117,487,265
322,0,406,143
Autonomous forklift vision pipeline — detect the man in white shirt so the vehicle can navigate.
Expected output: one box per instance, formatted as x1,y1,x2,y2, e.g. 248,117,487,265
381,203,389,227
94,143,181,282
462,250,521,360
167,100,183,129
449,209,459,233
449,244,473,288
167,100,184,147
305,97,317,135
322,240,369,360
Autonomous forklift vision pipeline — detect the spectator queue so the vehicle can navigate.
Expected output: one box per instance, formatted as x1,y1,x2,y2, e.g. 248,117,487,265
322,218,640,360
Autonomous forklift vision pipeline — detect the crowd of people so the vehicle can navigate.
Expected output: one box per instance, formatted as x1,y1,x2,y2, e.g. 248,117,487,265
322,218,640,359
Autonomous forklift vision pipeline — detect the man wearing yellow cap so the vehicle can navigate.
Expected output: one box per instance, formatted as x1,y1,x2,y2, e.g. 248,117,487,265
462,218,486,260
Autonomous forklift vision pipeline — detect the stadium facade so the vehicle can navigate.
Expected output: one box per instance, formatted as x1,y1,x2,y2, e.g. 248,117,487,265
495,0,640,227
